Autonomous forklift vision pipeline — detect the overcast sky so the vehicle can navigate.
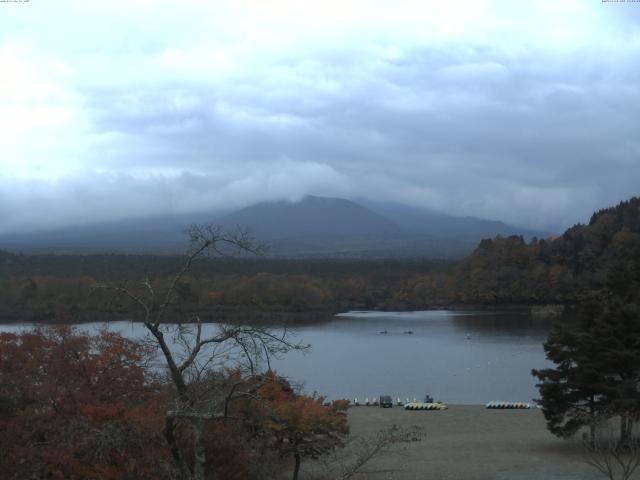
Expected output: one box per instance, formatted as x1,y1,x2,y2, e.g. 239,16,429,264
1,0,639,234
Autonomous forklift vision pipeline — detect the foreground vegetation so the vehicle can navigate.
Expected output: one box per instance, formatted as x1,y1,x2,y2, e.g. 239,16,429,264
0,327,352,479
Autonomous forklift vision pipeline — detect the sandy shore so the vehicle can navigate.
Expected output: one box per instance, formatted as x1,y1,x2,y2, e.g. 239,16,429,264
311,405,613,480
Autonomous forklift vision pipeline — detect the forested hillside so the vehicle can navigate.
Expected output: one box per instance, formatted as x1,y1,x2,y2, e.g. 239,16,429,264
449,197,640,305
1,198,638,323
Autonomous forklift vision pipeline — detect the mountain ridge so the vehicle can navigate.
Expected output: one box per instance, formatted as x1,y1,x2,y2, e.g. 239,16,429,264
0,195,550,258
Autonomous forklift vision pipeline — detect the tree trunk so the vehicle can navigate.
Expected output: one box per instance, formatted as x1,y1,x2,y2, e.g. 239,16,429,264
147,324,196,477
192,418,207,480
620,413,631,447
165,415,190,478
589,399,596,447
146,323,188,396
292,453,301,480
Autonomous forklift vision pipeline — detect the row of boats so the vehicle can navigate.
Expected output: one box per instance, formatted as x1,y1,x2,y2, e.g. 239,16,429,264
485,401,532,409
404,402,448,410
351,397,432,406
349,397,533,410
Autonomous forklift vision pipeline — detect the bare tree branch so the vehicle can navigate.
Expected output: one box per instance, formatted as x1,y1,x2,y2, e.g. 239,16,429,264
583,418,640,480
92,223,303,480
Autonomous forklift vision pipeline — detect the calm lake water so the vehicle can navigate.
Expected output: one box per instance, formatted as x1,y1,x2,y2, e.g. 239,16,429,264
0,310,553,404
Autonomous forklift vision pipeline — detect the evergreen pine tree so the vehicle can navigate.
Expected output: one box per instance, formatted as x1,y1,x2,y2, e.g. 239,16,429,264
533,295,640,445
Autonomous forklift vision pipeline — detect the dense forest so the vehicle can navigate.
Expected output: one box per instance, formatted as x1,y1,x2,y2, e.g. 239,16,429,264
450,197,640,305
0,253,454,323
0,197,638,324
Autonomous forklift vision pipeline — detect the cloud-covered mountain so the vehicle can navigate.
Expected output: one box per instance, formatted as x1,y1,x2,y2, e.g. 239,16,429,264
217,196,398,239
0,196,549,258
1,2,639,235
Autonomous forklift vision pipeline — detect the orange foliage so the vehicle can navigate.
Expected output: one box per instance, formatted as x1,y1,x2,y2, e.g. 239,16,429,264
0,331,352,480
252,373,350,478
0,327,174,479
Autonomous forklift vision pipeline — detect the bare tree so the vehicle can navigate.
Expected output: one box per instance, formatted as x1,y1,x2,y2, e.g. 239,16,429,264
95,225,305,480
583,417,640,480
307,424,424,480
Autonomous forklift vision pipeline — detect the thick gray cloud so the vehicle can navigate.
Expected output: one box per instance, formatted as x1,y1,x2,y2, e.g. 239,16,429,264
0,0,639,234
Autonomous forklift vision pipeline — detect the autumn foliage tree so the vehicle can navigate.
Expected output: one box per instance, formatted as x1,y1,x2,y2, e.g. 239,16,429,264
0,327,174,479
0,327,353,480
452,197,640,306
249,374,349,480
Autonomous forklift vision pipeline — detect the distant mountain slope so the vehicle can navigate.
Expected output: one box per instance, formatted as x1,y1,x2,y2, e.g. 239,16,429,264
216,196,548,258
0,195,551,258
360,200,549,241
0,211,227,254
217,196,400,239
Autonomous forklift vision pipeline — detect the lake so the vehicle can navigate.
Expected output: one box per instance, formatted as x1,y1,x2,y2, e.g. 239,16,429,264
0,310,553,404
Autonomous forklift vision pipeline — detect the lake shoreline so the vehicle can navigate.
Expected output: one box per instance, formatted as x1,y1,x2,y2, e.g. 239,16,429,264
0,303,562,326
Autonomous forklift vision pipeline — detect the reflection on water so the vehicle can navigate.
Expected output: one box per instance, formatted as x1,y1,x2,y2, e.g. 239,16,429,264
450,312,554,339
0,310,553,404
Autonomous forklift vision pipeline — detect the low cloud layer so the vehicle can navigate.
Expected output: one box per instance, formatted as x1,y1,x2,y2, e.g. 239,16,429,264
1,0,639,234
